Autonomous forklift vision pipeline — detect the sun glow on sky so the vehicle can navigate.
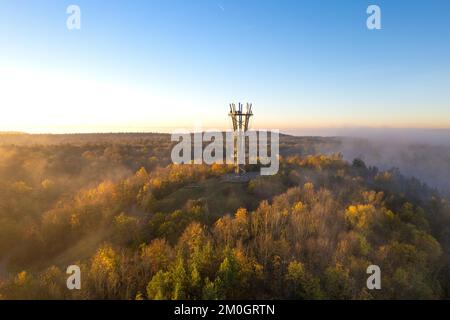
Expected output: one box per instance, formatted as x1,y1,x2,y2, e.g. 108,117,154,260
0,67,193,133
1,65,449,134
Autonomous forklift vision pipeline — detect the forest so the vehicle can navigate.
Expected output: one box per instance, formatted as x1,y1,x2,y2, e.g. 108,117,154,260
0,132,449,299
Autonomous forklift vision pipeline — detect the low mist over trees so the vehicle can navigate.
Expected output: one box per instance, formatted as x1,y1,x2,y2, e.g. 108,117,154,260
0,133,449,299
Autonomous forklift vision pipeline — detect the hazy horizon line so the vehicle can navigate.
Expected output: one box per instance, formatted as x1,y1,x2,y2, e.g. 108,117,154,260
2,126,450,134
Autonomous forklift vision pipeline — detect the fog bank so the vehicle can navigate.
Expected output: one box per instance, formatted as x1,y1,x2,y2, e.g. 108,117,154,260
287,128,450,197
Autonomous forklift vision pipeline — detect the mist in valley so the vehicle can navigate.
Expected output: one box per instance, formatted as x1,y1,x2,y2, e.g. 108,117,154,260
288,128,450,198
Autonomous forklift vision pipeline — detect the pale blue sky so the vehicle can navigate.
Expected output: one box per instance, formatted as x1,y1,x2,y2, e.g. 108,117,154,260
0,0,449,133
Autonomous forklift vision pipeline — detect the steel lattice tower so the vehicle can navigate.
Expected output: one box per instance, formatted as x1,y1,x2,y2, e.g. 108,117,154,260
229,102,253,174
